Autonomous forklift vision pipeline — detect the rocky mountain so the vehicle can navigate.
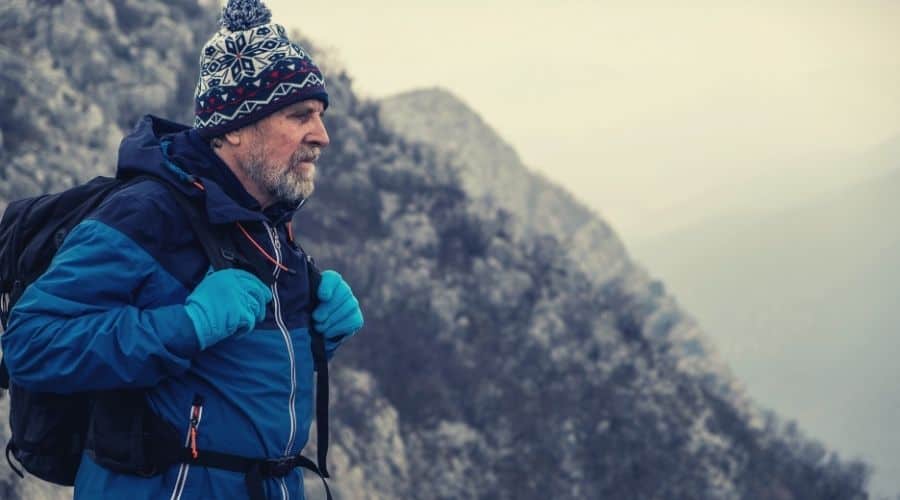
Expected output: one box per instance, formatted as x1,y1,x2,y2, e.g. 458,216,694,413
0,0,213,208
632,166,900,497
378,87,752,426
0,0,875,499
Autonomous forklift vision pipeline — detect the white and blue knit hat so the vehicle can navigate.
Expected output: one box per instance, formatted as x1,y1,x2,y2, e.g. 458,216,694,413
193,0,329,138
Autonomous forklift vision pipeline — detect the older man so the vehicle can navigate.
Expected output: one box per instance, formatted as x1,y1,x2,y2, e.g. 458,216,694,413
1,1,361,499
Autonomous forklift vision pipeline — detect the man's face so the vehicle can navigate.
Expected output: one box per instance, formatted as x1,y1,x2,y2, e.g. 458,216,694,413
239,99,330,206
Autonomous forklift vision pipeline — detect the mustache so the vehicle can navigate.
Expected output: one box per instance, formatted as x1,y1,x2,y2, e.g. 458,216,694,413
293,146,321,163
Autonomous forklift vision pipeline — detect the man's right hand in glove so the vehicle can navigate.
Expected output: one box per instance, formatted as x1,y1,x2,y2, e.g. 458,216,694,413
184,269,273,350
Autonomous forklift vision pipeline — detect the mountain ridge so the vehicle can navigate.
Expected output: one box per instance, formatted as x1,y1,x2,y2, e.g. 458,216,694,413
378,86,746,408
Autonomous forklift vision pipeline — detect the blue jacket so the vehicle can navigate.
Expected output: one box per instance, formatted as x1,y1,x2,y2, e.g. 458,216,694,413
2,115,333,499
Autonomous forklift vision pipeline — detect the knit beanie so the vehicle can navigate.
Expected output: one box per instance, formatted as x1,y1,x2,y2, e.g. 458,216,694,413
193,0,329,139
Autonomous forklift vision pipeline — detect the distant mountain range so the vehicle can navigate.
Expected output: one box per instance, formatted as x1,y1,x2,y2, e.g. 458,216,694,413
0,0,880,498
632,166,900,497
624,135,900,244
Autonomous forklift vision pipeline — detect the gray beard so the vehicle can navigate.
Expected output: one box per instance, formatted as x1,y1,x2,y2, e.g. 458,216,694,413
242,146,317,206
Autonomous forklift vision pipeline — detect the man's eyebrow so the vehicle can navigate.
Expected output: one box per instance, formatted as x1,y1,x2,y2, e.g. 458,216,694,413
289,104,323,114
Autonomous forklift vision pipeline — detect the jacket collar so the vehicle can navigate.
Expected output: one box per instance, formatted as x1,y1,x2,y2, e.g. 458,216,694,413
117,115,303,226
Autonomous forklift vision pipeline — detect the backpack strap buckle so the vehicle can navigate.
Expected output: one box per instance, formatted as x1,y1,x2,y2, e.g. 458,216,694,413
261,456,296,478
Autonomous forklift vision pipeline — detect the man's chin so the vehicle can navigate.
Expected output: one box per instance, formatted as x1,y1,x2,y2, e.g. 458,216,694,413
270,181,313,205
293,180,315,202
279,167,315,201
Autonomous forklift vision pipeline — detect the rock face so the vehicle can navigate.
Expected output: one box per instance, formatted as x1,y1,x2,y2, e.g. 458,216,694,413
0,0,212,205
378,87,748,437
0,1,873,499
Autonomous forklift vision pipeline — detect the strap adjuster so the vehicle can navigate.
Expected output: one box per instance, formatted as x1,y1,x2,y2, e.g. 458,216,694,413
262,456,296,478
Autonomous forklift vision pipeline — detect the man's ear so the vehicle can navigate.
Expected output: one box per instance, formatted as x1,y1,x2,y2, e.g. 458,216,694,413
224,128,243,146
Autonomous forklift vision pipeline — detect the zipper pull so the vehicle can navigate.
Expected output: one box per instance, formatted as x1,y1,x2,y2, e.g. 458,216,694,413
190,395,204,460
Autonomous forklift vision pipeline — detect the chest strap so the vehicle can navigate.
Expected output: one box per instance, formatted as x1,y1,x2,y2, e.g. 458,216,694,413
180,447,332,500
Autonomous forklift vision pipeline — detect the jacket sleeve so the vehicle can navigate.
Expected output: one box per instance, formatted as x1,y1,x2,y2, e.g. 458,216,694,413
2,198,201,393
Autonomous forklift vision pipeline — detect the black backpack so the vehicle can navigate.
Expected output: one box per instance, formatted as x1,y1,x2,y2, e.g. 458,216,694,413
0,175,333,499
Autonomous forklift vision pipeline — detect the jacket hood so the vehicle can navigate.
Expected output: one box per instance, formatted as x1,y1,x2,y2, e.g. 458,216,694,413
116,115,303,225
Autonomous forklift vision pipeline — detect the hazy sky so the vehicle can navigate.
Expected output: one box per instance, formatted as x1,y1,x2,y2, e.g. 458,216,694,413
260,1,900,241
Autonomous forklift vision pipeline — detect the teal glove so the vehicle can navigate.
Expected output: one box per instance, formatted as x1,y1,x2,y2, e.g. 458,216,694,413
312,270,363,345
184,268,272,350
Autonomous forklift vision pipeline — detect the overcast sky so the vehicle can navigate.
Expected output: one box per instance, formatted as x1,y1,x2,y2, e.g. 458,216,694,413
260,0,900,241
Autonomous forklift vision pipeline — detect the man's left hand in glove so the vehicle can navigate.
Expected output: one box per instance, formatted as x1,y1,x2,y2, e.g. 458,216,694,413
313,270,364,348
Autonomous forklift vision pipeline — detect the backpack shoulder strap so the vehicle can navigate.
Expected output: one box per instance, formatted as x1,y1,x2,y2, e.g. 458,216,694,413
159,182,234,272
304,255,330,478
127,176,267,281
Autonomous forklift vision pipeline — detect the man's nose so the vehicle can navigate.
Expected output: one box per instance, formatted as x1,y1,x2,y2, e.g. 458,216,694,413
308,115,330,148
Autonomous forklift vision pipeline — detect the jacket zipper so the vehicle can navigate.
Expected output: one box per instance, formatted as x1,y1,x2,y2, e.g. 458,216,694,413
263,221,296,500
169,395,204,500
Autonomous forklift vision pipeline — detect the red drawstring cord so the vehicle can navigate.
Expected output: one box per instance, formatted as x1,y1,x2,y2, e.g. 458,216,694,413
286,222,295,246
192,180,291,274
236,222,292,273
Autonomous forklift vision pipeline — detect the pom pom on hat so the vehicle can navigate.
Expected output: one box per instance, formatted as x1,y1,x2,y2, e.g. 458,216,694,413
219,0,273,31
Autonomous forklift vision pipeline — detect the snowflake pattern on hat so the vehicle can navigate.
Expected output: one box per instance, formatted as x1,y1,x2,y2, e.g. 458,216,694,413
197,25,301,95
193,20,328,137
